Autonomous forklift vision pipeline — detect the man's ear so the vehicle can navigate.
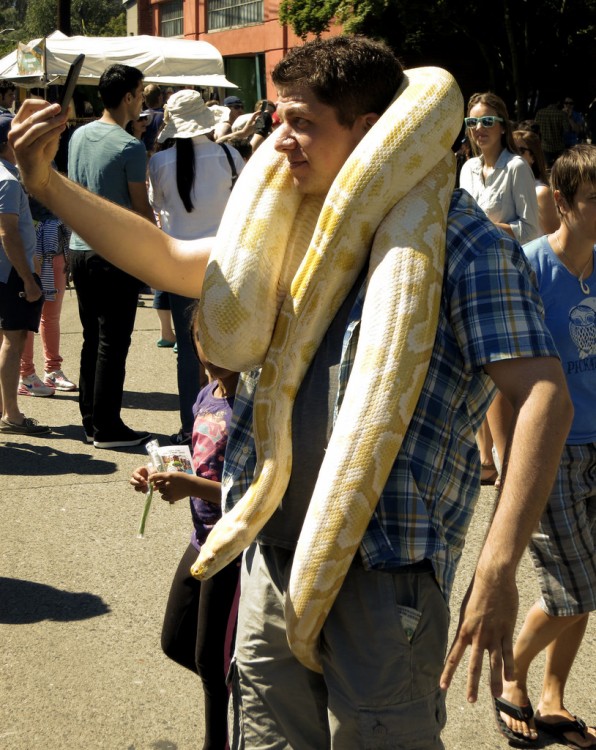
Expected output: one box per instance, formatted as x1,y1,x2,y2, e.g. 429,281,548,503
553,189,568,215
361,113,380,133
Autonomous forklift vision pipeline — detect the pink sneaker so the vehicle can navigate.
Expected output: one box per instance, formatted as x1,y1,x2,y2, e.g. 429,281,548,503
44,369,77,392
18,373,55,397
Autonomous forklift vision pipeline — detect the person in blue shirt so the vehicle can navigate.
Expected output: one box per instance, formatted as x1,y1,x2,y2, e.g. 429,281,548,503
497,145,596,749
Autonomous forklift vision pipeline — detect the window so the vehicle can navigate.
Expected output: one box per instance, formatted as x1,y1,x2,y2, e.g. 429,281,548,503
161,0,184,37
208,0,263,31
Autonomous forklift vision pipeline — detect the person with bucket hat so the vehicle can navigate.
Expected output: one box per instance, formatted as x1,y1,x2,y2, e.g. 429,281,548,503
148,89,245,446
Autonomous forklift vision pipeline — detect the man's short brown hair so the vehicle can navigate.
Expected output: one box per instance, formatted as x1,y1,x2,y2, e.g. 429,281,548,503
271,36,403,127
551,144,596,207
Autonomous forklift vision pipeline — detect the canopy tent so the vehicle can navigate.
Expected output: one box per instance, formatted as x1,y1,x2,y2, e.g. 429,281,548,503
0,31,237,89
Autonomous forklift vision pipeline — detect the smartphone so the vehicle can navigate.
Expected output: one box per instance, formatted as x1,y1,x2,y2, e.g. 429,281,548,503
260,100,268,113
60,54,85,114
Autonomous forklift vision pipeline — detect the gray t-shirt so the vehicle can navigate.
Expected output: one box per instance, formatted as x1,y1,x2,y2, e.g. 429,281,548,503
67,120,147,253
259,267,367,548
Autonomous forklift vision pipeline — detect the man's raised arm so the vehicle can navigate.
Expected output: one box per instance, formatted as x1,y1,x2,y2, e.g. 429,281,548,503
9,99,211,297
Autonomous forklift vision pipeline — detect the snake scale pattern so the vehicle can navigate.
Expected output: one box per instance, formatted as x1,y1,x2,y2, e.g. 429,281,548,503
190,67,463,672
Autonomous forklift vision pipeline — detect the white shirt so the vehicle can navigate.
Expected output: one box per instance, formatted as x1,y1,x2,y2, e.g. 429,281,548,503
148,135,244,240
459,149,540,244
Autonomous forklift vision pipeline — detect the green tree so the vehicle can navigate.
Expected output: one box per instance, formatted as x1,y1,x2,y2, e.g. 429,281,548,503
278,0,596,119
23,0,125,38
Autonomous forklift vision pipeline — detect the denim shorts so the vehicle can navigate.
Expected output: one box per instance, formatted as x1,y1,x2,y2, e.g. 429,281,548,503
0,268,44,332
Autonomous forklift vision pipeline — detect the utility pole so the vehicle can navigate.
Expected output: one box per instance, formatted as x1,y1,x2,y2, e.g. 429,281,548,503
57,0,71,36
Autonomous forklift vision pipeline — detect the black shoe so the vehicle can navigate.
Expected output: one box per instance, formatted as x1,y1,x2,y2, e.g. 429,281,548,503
94,427,152,449
169,429,192,446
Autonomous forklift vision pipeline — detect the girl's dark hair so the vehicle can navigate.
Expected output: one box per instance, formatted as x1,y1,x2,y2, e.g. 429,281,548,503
513,129,549,184
175,139,196,213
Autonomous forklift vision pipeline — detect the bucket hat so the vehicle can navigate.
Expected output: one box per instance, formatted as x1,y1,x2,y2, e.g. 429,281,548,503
157,89,215,143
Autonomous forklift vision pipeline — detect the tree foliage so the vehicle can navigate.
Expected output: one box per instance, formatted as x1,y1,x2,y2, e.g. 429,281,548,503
23,0,125,39
278,0,596,118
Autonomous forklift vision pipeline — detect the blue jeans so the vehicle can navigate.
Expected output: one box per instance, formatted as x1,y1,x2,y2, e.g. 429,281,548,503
169,292,200,435
70,251,142,437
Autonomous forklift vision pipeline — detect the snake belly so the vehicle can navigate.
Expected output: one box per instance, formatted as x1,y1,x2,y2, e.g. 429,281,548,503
191,67,463,669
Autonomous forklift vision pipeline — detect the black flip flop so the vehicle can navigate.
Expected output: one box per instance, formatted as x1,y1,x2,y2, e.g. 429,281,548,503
535,716,596,749
494,696,539,747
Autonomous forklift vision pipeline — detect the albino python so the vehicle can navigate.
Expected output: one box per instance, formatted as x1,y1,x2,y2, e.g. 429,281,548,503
191,67,464,672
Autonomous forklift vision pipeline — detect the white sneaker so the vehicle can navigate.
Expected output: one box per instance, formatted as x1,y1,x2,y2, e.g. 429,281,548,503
18,373,55,397
44,369,77,392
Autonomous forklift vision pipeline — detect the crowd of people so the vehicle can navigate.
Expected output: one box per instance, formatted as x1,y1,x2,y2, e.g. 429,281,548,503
0,36,594,750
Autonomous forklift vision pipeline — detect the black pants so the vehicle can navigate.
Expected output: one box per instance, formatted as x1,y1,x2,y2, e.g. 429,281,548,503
162,543,240,750
70,251,141,437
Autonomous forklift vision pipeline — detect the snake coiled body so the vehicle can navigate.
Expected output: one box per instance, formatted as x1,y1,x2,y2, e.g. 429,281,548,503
191,67,463,671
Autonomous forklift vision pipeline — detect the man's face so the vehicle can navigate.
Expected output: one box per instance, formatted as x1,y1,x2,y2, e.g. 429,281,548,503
127,81,144,121
228,102,244,122
565,182,596,244
274,86,375,197
0,89,15,109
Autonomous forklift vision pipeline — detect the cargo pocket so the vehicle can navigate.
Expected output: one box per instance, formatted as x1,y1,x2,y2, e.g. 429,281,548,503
358,688,446,750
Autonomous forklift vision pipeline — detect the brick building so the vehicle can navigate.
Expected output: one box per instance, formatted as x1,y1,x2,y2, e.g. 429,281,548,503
126,0,342,106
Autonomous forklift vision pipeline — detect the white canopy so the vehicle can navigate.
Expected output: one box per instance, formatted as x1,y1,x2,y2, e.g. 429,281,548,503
0,30,237,89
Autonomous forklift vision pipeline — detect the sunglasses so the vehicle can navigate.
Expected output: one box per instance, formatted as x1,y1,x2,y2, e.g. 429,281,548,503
464,116,504,128
230,104,244,109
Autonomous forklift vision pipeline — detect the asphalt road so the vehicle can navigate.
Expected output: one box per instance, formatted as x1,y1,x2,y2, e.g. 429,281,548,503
1,292,593,749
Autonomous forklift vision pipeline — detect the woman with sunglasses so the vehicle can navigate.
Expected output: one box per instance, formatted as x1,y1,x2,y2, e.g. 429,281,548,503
460,93,540,486
514,129,560,234
460,92,540,244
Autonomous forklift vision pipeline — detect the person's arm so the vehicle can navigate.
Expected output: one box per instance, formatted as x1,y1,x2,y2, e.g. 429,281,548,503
151,472,222,505
130,466,221,505
502,160,540,243
536,183,560,234
0,213,42,302
128,180,156,225
440,355,573,702
8,99,211,297
216,112,260,144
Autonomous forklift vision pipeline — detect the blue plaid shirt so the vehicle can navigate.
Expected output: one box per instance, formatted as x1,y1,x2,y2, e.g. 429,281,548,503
221,190,558,600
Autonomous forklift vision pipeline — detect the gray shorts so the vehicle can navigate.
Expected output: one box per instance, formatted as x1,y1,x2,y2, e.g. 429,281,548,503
231,544,449,750
528,442,596,617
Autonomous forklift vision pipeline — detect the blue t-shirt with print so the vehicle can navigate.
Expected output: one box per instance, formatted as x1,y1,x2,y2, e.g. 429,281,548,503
524,234,596,443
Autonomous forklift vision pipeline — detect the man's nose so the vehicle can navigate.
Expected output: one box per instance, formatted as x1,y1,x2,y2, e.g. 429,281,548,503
274,127,295,152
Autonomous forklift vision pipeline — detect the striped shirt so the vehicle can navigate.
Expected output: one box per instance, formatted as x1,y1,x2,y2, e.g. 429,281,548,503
221,189,558,601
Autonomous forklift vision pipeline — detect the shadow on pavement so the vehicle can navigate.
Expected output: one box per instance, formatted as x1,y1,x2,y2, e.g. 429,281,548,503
0,578,111,624
0,441,117,476
122,390,180,412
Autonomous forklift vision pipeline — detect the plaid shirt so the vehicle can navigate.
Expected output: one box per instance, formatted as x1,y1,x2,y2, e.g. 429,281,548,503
222,189,558,600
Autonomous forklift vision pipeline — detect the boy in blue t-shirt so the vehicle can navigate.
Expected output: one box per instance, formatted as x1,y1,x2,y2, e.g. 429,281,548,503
497,145,596,748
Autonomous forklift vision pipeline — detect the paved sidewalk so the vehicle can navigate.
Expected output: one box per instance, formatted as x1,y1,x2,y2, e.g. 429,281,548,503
1,292,593,749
